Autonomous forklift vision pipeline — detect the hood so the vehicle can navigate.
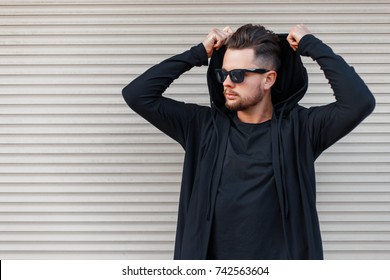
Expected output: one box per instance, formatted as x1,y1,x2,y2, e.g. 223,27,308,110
206,34,308,114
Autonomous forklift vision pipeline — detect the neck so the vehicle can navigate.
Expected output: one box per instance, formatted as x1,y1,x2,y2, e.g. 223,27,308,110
237,109,272,124
236,94,273,124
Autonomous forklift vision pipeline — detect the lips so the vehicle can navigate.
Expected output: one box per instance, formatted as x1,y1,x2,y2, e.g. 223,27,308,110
224,90,238,100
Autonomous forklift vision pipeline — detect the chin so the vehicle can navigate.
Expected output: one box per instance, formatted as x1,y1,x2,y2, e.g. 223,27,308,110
225,102,242,111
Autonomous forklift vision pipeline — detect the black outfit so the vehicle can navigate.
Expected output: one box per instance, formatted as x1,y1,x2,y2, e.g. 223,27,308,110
122,34,375,259
207,116,287,259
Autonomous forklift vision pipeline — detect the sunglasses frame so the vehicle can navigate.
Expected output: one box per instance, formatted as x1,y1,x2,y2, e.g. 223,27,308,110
215,68,270,84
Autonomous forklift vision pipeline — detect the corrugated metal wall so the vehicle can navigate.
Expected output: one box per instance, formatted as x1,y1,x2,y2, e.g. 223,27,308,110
0,0,388,260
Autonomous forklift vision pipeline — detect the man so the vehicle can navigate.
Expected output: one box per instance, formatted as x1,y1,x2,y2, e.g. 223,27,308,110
122,24,375,259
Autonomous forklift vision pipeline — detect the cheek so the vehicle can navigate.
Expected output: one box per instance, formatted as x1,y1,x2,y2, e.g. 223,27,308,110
232,78,264,96
246,80,264,94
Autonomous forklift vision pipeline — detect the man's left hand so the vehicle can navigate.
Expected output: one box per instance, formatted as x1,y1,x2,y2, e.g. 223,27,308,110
287,24,311,51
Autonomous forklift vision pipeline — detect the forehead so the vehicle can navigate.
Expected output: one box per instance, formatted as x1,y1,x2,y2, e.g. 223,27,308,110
223,48,258,69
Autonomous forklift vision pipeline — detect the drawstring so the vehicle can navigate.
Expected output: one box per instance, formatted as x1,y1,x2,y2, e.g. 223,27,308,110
206,103,220,221
274,102,289,219
278,103,289,219
271,102,291,259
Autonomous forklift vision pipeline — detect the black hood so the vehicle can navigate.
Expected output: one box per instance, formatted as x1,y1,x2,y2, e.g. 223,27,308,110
207,34,308,114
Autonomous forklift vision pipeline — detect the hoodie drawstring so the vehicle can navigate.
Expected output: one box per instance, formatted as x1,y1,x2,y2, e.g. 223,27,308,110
271,102,292,259
206,103,220,221
273,102,289,219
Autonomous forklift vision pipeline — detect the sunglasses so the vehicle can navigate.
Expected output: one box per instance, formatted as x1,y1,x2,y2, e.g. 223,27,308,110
215,68,270,84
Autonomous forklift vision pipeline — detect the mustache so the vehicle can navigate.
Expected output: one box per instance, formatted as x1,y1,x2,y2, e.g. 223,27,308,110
224,89,239,96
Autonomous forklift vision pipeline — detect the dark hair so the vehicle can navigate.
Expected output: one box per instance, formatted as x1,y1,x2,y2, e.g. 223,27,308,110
226,24,281,70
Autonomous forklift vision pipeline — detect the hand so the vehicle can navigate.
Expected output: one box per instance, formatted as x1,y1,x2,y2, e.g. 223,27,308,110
287,24,311,51
202,26,234,58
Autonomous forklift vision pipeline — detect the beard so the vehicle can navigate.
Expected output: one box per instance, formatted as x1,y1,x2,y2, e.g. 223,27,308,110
224,88,265,111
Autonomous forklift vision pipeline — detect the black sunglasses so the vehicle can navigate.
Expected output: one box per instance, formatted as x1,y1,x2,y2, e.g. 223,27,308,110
215,68,270,84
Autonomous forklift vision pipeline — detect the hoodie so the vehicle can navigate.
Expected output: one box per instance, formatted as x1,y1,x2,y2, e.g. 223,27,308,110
122,34,375,259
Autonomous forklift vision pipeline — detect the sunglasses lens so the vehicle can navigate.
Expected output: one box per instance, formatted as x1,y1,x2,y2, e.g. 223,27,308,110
215,69,227,83
215,69,246,83
230,70,244,83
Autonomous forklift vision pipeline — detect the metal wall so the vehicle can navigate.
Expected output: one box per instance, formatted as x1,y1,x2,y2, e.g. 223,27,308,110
0,0,389,259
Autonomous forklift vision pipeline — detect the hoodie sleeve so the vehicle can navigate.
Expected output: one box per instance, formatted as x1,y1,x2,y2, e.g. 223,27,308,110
122,43,209,148
298,34,376,158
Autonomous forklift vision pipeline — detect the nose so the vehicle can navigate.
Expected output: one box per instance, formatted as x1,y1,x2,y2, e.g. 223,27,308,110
223,74,235,87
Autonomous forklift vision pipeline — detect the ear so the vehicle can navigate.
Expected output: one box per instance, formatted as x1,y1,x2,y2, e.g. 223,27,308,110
264,70,277,91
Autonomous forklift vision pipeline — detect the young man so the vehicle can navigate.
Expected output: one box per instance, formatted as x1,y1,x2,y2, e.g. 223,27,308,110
122,24,375,259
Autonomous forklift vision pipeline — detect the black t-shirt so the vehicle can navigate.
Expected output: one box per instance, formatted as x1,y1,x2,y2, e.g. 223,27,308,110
207,115,287,260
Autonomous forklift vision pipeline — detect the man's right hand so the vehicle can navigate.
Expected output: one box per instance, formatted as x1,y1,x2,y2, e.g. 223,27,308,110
202,26,234,58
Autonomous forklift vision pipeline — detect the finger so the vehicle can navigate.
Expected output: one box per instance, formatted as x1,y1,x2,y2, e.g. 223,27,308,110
222,26,234,45
287,32,295,45
212,29,229,50
223,26,234,35
287,33,298,52
287,37,298,47
206,30,223,47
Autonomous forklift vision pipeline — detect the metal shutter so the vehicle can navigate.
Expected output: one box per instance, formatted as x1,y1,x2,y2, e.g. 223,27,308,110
0,0,388,260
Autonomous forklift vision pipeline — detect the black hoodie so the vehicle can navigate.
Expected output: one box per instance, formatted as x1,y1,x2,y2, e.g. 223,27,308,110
122,34,375,259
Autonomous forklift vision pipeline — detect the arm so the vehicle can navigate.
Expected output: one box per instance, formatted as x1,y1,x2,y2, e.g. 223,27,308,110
122,27,233,148
289,25,376,156
122,43,209,148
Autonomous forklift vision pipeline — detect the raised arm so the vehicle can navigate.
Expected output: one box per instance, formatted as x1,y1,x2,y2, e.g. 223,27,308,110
288,24,376,157
122,27,233,148
122,43,209,147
